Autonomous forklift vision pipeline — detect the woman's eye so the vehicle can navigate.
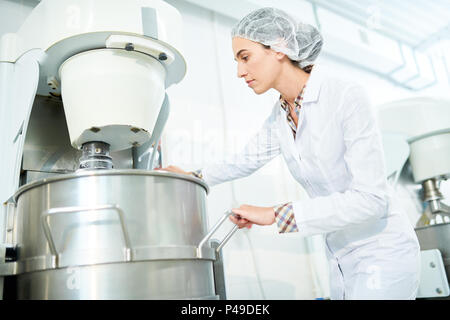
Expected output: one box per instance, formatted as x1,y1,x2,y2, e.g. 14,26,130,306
242,56,248,61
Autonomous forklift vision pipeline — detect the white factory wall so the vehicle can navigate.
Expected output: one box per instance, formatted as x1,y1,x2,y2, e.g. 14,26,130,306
0,0,36,37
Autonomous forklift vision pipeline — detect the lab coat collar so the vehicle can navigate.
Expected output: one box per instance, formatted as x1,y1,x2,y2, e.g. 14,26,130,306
302,64,323,103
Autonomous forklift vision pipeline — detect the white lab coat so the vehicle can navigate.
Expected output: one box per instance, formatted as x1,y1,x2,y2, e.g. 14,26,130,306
201,65,420,299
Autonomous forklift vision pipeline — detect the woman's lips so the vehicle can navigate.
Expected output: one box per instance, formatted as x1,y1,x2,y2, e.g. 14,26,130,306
247,80,255,87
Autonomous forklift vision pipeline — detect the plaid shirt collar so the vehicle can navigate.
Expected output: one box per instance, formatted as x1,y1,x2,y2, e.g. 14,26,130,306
279,85,306,136
279,85,306,114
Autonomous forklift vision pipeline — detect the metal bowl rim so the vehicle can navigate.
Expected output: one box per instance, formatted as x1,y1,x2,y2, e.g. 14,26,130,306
12,169,209,203
414,221,450,231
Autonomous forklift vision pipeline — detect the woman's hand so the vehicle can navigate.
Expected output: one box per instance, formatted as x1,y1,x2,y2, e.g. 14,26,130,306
155,165,191,176
230,204,276,229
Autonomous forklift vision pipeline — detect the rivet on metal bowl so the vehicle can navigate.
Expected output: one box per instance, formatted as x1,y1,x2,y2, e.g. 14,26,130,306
90,127,101,133
430,262,436,268
130,127,140,133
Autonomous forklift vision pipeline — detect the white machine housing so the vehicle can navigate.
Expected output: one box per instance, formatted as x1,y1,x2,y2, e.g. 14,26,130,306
59,48,167,151
377,97,450,183
0,0,186,205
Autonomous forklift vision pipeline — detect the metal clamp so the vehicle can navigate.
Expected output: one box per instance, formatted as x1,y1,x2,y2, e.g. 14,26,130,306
197,211,239,259
41,204,132,268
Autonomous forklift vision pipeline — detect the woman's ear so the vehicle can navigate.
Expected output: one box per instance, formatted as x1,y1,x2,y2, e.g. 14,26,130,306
274,50,286,61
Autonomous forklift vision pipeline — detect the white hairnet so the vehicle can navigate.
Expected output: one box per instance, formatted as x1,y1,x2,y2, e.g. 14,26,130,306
231,7,323,68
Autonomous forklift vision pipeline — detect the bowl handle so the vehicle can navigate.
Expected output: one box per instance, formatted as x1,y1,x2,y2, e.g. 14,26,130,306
41,204,132,268
197,211,239,259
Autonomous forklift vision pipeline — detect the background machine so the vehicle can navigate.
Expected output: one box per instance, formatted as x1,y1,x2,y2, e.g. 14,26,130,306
378,97,450,299
0,0,235,299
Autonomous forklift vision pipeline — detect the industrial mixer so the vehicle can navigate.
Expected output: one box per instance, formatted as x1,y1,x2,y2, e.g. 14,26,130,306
0,0,236,300
378,97,450,299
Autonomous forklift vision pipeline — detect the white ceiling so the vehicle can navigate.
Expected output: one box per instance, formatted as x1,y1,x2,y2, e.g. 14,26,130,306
306,0,450,50
182,0,450,51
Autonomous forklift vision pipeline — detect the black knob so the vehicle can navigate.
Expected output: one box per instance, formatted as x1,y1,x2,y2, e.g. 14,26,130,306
158,52,167,61
5,246,17,262
125,43,134,51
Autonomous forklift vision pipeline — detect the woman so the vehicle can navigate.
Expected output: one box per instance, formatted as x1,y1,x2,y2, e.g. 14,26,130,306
159,7,420,300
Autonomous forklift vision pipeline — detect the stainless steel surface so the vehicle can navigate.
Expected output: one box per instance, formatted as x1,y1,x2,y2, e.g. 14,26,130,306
13,169,209,202
0,245,217,276
197,211,238,258
4,202,15,246
422,179,443,202
417,178,450,225
0,261,18,277
2,170,231,299
429,200,450,215
416,223,450,282
15,260,218,300
23,95,80,174
22,171,66,185
79,142,113,170
211,240,227,300
41,205,132,268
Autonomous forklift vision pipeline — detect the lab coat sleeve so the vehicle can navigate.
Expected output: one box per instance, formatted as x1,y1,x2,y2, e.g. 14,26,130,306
201,105,281,186
292,85,389,236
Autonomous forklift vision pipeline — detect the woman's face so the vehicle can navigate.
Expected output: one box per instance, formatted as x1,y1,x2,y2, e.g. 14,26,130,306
232,37,283,94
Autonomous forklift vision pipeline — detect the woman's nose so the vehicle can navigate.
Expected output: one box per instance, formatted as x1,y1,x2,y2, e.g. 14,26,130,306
237,63,247,78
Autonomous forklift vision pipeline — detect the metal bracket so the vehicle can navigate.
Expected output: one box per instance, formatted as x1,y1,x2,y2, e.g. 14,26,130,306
211,240,227,300
417,249,449,298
